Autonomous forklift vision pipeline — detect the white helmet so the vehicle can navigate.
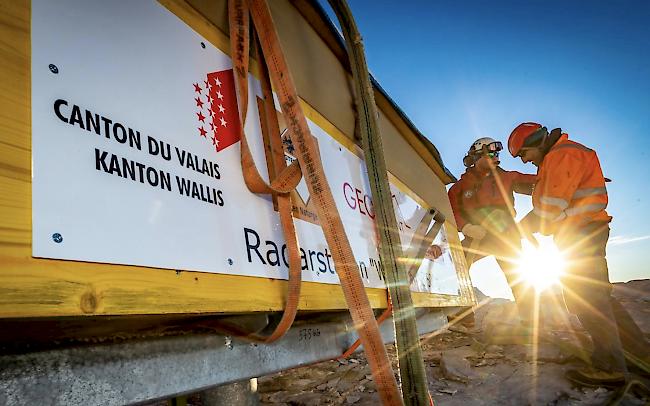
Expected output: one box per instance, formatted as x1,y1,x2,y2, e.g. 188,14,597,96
463,137,503,167
469,137,502,154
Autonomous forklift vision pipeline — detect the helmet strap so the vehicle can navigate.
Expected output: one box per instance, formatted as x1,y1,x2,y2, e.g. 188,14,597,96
463,154,476,168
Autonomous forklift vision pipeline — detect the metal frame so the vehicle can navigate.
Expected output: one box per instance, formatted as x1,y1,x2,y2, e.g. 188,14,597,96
0,310,449,406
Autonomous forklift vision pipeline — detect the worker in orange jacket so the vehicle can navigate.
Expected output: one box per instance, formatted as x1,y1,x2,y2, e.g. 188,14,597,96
509,122,649,387
448,137,537,325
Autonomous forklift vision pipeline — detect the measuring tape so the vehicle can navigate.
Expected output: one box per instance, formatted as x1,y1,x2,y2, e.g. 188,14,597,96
237,0,403,404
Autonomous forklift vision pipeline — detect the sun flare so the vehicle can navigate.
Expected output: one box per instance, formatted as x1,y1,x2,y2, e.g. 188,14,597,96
516,237,565,292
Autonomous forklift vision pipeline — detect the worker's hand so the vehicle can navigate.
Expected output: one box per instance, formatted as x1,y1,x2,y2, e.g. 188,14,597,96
518,211,541,248
519,211,541,231
426,244,443,260
523,231,540,248
462,224,487,240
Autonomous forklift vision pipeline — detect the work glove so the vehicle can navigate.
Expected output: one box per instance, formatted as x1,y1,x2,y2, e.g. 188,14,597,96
426,244,443,260
461,224,487,240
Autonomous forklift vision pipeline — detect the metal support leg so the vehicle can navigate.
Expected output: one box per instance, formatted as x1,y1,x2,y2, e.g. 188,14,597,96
199,379,259,406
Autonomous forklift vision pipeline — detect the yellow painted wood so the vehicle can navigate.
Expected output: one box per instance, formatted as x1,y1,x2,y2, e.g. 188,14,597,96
0,0,473,319
445,222,476,304
0,245,394,316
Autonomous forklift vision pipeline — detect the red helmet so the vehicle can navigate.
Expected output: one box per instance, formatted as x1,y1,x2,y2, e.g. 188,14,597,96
508,122,547,157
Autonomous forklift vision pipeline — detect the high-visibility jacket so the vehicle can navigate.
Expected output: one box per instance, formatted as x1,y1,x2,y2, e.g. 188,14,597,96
534,133,611,233
448,166,536,230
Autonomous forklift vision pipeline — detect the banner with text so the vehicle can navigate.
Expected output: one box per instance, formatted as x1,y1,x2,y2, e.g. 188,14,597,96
31,0,460,295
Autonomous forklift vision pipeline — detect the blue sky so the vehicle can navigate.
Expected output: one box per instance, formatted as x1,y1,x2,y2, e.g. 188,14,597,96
325,0,650,298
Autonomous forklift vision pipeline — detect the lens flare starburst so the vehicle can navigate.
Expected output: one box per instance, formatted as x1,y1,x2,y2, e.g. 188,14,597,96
516,237,565,292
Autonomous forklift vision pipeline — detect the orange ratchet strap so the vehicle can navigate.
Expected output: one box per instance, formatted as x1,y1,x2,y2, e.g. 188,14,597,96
340,209,444,358
224,0,302,344
240,0,403,404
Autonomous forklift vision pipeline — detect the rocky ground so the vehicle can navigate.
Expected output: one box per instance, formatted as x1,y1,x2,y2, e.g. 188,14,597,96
146,280,649,405
255,280,650,405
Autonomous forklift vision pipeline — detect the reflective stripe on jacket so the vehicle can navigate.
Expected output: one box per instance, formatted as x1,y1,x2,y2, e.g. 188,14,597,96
534,134,611,232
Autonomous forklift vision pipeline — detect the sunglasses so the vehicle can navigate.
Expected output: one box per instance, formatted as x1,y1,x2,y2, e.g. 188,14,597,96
485,141,503,152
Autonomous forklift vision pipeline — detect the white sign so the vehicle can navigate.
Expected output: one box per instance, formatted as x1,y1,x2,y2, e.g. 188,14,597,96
31,0,460,295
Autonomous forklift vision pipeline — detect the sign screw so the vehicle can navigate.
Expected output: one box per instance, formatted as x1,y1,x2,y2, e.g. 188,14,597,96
48,64,59,74
228,258,234,266
52,233,63,243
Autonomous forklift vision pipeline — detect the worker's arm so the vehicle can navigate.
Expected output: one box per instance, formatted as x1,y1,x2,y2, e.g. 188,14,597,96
447,182,468,230
533,152,585,227
448,183,487,240
518,211,541,247
510,171,537,196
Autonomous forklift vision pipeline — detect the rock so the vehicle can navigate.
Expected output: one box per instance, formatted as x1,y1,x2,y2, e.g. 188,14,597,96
425,351,442,363
345,395,361,404
613,280,650,335
285,391,323,405
568,314,584,331
437,388,458,395
474,360,490,367
267,390,289,403
483,352,504,360
440,351,475,383
473,287,489,303
483,322,534,345
469,338,487,354
292,378,314,389
449,324,469,334
445,346,476,359
315,383,327,391
569,386,614,405
336,379,355,392
496,363,575,405
524,343,568,363
257,376,286,392
326,377,340,389
485,344,503,353
334,368,367,392
475,298,519,333
448,336,475,349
